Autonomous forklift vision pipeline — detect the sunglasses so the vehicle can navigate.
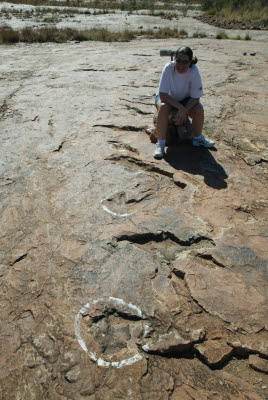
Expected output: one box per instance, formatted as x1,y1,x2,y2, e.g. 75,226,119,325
175,58,190,65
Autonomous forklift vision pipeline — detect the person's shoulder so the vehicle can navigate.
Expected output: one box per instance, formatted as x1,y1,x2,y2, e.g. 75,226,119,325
163,61,175,71
190,64,200,74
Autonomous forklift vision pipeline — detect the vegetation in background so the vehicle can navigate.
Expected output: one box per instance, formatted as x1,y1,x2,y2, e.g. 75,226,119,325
216,31,251,40
0,25,189,44
119,0,155,12
0,26,135,43
0,6,115,24
201,0,267,27
216,31,229,39
0,0,200,25
143,27,188,39
0,6,181,22
0,0,199,10
192,31,207,38
0,24,252,45
0,7,114,15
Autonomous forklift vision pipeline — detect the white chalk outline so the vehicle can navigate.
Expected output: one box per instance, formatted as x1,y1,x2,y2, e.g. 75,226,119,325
100,190,136,218
74,297,144,368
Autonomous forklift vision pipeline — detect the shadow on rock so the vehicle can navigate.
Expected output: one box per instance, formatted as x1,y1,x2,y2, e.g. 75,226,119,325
165,143,228,189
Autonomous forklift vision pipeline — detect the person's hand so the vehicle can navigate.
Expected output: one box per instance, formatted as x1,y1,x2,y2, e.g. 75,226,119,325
172,107,187,126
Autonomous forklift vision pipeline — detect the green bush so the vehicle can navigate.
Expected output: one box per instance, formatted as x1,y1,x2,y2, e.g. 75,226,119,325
0,26,137,44
216,31,229,39
120,0,156,11
0,26,20,43
192,31,207,38
216,31,252,40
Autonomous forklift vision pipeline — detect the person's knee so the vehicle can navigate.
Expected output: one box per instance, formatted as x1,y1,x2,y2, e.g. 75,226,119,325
157,102,171,115
190,103,204,119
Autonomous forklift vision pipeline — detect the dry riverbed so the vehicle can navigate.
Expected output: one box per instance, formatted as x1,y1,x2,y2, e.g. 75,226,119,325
0,9,268,400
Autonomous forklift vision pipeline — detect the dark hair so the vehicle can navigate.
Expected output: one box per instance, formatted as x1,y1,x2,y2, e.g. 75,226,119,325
175,46,198,67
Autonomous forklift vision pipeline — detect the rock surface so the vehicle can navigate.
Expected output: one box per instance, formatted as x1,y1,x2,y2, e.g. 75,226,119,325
249,355,268,374
194,339,234,367
0,13,267,400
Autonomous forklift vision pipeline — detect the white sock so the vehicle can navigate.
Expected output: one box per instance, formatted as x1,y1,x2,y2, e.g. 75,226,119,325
158,140,165,148
195,134,204,139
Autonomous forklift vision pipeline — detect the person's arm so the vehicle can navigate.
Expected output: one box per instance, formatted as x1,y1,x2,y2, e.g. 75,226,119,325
172,97,200,125
159,92,187,124
160,93,200,125
184,97,199,113
159,92,185,112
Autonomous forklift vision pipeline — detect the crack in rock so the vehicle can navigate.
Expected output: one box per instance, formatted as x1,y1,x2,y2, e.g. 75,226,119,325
140,329,207,362
227,340,268,359
141,332,257,372
0,87,22,119
124,105,153,115
0,99,8,118
132,54,153,57
196,253,226,268
11,253,28,265
75,68,105,72
105,155,174,178
119,97,153,106
0,178,15,187
93,124,146,132
53,140,65,152
106,154,187,188
116,231,214,247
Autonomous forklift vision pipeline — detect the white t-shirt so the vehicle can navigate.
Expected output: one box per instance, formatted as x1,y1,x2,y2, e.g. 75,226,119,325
158,62,203,101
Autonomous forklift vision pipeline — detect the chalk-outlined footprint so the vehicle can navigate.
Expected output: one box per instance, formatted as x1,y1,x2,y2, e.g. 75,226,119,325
100,190,136,218
74,297,146,368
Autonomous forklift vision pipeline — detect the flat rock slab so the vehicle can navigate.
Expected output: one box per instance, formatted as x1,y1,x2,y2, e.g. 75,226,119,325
0,36,267,399
249,355,268,374
195,339,234,367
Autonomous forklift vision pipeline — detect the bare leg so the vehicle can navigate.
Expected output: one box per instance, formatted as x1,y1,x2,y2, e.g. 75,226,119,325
156,101,172,140
188,103,204,137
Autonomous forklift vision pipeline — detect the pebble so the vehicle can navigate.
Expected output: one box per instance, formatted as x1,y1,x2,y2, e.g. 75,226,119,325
250,52,256,56
261,385,267,389
243,52,247,55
